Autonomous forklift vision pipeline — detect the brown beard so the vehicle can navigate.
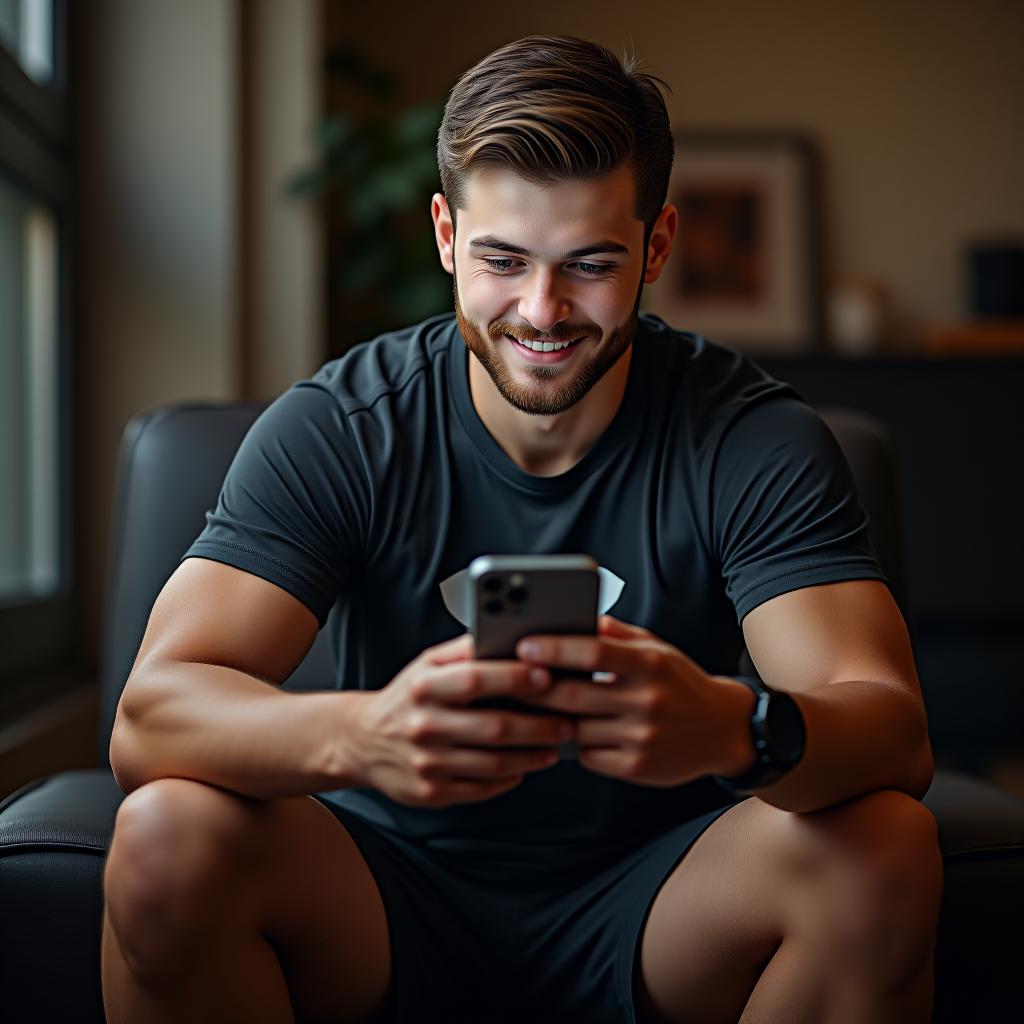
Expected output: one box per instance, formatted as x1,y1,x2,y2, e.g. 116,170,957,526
452,271,643,417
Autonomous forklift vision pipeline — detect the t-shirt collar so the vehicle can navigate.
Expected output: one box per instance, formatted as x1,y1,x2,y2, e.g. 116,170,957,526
447,316,651,494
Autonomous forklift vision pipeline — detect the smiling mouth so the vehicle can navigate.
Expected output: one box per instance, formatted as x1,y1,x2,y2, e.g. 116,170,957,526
506,334,585,353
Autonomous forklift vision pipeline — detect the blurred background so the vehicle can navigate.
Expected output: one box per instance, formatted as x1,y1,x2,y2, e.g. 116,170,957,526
1,0,1022,801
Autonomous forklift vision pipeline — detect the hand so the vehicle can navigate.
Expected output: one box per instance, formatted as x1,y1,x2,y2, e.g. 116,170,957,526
345,633,577,808
513,615,753,787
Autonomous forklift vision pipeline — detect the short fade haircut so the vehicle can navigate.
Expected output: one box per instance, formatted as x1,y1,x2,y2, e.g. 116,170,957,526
437,34,675,248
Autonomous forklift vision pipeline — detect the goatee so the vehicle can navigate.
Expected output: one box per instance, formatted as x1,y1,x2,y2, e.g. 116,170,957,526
452,274,642,417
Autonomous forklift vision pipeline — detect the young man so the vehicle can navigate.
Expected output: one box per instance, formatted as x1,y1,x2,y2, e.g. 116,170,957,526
101,34,942,1024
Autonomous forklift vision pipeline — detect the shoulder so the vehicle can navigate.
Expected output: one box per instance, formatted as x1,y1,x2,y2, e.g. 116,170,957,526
638,313,809,452
306,312,455,417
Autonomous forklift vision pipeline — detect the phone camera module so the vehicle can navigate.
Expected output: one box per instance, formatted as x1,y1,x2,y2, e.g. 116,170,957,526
483,598,504,615
482,576,504,593
506,586,528,604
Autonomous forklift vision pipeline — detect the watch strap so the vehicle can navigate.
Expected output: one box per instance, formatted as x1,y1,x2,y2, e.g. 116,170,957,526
711,676,801,795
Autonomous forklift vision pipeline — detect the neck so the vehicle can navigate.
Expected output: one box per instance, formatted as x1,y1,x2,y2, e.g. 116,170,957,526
468,344,633,477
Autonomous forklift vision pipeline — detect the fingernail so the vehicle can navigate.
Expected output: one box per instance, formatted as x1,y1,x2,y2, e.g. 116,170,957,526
529,668,548,689
519,640,540,659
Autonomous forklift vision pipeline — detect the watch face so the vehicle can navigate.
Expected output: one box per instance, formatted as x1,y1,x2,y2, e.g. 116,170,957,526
766,693,806,766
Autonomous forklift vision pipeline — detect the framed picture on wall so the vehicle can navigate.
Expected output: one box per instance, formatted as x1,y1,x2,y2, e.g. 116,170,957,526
640,130,824,354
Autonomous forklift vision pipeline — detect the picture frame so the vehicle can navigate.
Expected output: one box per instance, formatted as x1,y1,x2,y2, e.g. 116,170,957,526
640,130,824,354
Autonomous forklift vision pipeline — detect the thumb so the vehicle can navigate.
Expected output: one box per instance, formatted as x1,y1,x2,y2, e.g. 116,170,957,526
425,631,474,665
598,614,652,638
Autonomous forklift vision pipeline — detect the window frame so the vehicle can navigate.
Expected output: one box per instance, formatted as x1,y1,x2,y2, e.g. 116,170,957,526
0,0,77,682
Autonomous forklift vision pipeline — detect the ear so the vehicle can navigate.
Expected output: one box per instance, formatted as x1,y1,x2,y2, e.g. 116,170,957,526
431,192,456,275
643,204,678,285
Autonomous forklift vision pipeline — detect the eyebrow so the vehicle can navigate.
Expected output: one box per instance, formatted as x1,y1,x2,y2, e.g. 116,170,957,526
467,235,630,259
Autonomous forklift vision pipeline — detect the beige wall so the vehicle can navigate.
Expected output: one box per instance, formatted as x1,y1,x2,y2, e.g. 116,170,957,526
245,0,324,399
74,0,1022,670
77,0,322,670
334,0,1024,334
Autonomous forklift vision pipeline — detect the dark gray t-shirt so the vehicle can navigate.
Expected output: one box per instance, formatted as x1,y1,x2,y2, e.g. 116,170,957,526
181,311,888,850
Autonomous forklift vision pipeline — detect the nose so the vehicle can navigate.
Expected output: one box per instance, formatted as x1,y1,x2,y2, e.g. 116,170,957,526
517,267,571,335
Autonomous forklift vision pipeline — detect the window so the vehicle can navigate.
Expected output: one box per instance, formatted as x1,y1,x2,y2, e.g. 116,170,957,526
0,0,72,680
0,0,54,85
0,176,59,602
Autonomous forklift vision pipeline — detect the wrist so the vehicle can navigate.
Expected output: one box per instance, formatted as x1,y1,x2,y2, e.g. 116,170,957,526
315,690,374,789
709,675,759,777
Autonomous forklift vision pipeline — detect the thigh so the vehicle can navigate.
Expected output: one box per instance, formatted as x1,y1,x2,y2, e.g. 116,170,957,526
632,788,941,1024
105,778,392,1024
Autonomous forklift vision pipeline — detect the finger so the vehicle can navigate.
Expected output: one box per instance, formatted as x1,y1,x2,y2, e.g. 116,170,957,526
598,615,653,638
514,679,636,716
575,715,642,747
422,659,542,704
425,632,474,665
578,746,634,779
413,705,576,748
516,634,658,677
418,745,560,780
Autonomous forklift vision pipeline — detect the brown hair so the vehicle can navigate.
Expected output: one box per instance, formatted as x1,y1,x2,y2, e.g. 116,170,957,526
437,35,674,247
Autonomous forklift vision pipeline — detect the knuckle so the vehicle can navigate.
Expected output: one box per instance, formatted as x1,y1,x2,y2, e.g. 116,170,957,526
409,675,432,704
415,779,441,805
642,647,665,672
632,722,657,744
405,711,432,742
640,687,666,713
410,750,438,776
461,665,482,697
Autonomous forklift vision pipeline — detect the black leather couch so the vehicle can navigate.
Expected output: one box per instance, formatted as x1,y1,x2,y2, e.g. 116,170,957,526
1,401,1022,1022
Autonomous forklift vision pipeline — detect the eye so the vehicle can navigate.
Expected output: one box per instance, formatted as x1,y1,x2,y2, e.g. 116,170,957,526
481,259,611,278
574,262,610,277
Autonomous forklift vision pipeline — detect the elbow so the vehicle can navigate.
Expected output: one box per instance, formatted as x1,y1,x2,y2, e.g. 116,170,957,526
905,737,936,803
108,721,138,796
108,692,148,796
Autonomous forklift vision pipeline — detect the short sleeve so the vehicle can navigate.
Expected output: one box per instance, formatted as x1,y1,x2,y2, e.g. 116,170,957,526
180,383,370,628
708,396,890,625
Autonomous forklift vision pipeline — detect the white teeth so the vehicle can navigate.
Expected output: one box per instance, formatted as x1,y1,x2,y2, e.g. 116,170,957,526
514,336,578,352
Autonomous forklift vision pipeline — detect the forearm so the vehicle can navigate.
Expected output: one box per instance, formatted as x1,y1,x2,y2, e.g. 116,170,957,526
712,675,935,814
110,658,370,799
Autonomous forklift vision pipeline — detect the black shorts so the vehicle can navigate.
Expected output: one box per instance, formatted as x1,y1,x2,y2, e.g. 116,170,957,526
308,793,745,1024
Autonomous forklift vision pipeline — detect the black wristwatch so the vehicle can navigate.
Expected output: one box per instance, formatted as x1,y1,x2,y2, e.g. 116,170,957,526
711,676,807,795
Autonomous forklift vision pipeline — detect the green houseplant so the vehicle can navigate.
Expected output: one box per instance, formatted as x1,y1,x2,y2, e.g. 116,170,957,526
287,46,452,352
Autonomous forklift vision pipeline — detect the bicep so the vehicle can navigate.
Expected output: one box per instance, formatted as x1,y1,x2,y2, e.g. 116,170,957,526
740,578,922,703
131,556,320,688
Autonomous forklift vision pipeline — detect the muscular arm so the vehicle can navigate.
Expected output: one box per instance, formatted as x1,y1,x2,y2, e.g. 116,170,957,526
712,579,935,814
109,556,365,798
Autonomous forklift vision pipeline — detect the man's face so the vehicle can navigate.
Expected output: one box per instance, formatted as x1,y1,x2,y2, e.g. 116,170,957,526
432,164,666,417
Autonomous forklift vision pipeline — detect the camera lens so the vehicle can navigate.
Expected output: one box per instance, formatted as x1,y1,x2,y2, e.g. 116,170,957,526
483,576,503,593
484,598,503,615
506,586,527,604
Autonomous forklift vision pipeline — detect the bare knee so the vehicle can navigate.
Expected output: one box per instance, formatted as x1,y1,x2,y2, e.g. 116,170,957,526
104,779,263,976
792,789,943,988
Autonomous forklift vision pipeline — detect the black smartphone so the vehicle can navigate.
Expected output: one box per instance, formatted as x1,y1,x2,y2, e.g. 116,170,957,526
468,554,599,721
